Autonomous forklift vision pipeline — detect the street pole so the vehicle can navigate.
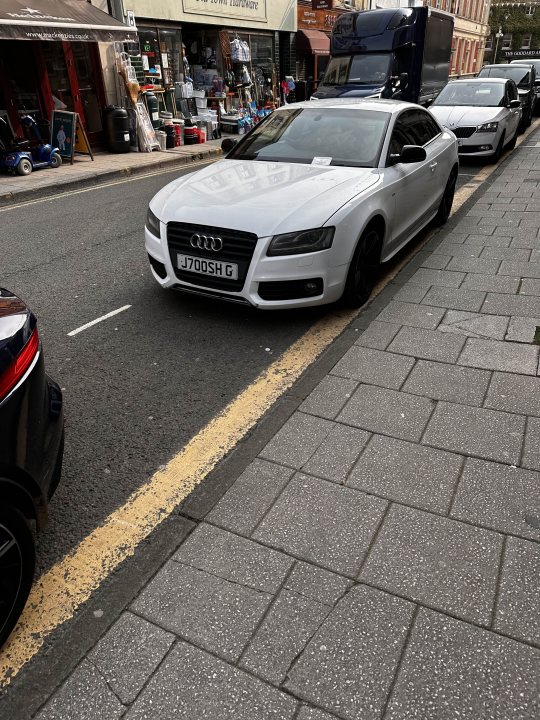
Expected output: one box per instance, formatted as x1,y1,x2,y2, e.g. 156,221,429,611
494,26,503,64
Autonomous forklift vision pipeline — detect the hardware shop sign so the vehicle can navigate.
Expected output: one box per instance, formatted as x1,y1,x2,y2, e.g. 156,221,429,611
183,0,267,23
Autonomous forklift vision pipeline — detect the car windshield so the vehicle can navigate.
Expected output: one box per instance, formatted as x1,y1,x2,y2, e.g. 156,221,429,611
432,82,505,107
479,66,531,86
228,107,390,168
320,53,392,86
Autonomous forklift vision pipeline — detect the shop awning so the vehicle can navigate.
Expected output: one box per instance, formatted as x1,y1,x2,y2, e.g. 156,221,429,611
297,30,330,56
0,0,137,43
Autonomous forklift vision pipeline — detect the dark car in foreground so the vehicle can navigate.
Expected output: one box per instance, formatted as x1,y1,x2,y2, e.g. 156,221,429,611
0,288,64,647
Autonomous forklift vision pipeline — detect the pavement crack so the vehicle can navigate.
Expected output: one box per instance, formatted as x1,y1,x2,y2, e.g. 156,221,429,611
85,657,126,708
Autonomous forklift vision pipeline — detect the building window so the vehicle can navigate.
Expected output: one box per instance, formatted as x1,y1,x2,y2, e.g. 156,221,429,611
521,34,532,49
485,36,493,50
502,34,512,50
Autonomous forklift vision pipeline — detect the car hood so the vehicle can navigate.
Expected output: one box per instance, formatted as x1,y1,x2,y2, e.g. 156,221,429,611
151,159,380,237
430,105,506,127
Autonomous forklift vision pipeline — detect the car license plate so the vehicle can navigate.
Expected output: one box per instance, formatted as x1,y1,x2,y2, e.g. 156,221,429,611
177,253,238,280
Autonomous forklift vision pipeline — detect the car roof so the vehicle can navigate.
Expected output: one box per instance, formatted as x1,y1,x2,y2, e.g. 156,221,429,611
276,98,418,114
481,63,531,68
452,77,508,84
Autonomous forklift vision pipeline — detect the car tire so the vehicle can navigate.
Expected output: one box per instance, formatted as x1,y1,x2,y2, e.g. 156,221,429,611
434,169,457,226
17,158,32,176
342,225,382,307
491,132,505,163
50,152,62,169
0,505,36,648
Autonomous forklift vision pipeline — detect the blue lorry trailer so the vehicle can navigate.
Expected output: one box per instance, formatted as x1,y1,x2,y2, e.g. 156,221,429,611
313,7,454,106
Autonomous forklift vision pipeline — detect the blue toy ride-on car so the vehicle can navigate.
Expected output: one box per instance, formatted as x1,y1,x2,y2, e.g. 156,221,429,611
0,115,62,176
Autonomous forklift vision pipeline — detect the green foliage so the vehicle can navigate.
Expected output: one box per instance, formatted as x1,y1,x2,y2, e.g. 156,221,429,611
489,4,540,56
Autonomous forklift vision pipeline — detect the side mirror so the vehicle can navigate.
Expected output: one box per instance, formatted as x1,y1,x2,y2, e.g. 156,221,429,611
221,137,237,153
399,145,427,164
399,72,409,88
509,99,521,108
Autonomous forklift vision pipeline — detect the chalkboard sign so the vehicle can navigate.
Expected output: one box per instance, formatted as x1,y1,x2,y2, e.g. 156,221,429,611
51,110,93,164
51,110,76,160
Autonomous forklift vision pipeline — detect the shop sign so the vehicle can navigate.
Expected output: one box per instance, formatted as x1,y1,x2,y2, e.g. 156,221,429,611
182,0,267,23
504,50,540,59
312,1,333,9
298,8,339,32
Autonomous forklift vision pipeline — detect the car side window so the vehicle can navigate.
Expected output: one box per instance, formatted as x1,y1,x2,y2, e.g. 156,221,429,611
387,110,421,160
416,110,441,144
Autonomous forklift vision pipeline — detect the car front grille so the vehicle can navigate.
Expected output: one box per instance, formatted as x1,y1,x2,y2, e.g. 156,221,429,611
167,222,258,292
452,127,476,139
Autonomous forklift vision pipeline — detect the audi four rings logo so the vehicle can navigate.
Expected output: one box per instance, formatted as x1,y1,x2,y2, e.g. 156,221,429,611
190,233,223,252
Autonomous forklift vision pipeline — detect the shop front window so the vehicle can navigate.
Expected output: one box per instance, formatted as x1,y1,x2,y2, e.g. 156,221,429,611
138,28,184,87
139,28,161,85
42,42,73,112
72,43,102,133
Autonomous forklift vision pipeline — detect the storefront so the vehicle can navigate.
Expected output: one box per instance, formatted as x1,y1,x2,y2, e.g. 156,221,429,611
296,2,352,98
0,1,136,142
129,0,295,129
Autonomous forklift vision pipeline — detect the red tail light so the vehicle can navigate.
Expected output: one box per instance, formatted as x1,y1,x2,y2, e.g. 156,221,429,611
0,328,39,401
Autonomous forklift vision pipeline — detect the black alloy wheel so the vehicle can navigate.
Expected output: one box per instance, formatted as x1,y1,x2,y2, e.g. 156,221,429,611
434,169,457,226
0,506,35,648
491,132,505,163
342,226,382,307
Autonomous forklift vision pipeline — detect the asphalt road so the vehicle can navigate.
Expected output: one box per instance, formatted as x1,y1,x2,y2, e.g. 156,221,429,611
0,158,487,576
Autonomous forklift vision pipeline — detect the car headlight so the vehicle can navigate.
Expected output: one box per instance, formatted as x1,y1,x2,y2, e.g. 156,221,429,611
146,207,161,238
266,227,335,257
477,122,498,133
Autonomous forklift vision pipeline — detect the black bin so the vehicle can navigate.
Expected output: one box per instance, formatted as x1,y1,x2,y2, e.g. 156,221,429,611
103,106,130,153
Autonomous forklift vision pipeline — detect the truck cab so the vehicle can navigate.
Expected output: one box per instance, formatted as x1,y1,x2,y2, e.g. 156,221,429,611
313,7,453,107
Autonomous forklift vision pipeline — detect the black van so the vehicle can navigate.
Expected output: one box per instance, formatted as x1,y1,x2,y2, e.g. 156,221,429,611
478,63,537,129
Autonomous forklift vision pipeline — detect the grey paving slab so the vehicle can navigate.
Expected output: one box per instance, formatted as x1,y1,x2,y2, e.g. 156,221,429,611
302,424,370,483
259,412,334,469
87,612,175,705
354,320,401,350
495,537,540,646
420,254,451,269
387,326,466,363
253,474,387,577
423,402,525,465
206,459,294,536
330,346,415,390
422,287,486,312
446,256,501,274
437,231,468,244
337,384,435,442
433,242,482,257
530,249,540,264
499,260,540,278
519,278,540,295
437,310,509,340
375,301,446,329
403,359,490,406
461,273,520,294
392,283,430,304
480,246,531,261
125,641,297,720
408,268,465,287
466,233,512,246
451,458,540,542
348,434,461,513
360,505,502,625
284,585,414,720
35,660,125,720
299,374,359,420
384,609,540,720
505,315,540,343
522,416,540,471
458,337,539,374
173,523,292,593
510,235,540,249
284,562,352,607
297,708,339,720
482,291,540,317
239,589,330,685
131,562,272,662
485,371,540,417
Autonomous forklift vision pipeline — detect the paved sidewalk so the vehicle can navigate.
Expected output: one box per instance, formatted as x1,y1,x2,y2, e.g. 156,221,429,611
6,130,540,719
0,140,223,206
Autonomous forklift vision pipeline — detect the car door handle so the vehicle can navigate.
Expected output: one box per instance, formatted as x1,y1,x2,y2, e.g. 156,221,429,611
430,162,437,171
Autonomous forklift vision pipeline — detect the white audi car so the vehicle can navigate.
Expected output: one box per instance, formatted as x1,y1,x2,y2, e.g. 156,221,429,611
145,99,458,309
429,78,521,162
